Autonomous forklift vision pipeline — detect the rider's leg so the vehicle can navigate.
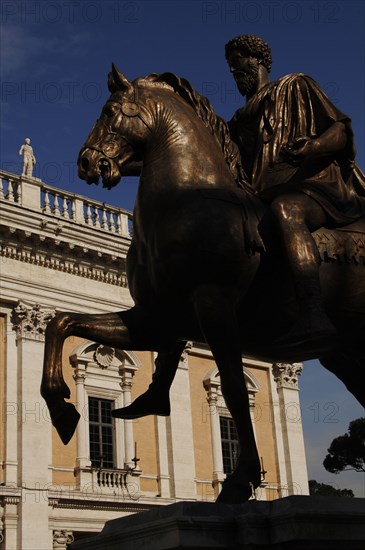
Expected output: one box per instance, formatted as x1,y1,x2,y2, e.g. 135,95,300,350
112,341,187,419
270,193,336,342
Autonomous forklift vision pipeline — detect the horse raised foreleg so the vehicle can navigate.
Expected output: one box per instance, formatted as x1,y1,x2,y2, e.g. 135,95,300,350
42,310,138,444
193,286,261,503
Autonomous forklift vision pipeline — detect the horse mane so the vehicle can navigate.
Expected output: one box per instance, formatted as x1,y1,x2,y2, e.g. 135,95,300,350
141,72,248,188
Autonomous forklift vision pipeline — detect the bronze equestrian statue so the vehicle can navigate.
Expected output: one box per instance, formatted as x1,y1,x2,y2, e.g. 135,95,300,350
115,35,365,421
41,37,365,504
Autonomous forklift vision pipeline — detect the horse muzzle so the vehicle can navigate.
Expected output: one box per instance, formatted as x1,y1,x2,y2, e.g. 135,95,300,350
78,147,120,189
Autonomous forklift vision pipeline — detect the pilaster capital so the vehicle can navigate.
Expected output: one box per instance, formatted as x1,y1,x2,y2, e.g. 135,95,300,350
120,368,134,391
120,378,133,392
179,341,192,369
73,371,86,384
53,530,74,548
119,356,138,391
272,362,303,389
205,383,219,405
11,301,55,341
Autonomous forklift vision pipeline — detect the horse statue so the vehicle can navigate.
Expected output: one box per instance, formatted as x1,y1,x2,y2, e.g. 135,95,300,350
41,65,365,503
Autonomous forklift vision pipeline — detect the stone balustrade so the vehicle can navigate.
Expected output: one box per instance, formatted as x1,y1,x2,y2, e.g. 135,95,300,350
0,169,132,237
94,468,127,490
91,467,141,501
0,170,21,203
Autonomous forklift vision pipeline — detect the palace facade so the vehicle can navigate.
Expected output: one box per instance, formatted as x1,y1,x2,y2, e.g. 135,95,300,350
0,170,309,549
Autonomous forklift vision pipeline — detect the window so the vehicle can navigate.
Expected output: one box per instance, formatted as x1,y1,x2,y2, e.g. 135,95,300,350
88,397,115,468
220,416,239,475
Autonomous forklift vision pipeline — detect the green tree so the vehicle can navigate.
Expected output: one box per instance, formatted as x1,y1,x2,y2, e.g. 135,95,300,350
323,418,365,474
309,480,354,498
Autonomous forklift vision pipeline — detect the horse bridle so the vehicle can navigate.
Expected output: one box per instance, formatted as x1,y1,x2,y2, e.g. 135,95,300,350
84,80,172,159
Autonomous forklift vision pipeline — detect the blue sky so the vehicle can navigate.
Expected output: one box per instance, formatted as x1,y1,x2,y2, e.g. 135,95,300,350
1,0,364,496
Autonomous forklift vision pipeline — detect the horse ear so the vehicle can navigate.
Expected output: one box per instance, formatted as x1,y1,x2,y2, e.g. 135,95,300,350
108,64,133,93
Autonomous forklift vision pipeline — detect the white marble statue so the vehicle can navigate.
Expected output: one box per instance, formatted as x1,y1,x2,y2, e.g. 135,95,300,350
19,138,36,177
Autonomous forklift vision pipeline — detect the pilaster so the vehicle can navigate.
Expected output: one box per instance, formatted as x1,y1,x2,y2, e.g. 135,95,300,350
4,312,19,486
11,302,54,549
272,362,309,496
204,381,225,498
153,351,172,499
2,496,20,550
72,364,92,485
120,365,137,470
166,343,196,500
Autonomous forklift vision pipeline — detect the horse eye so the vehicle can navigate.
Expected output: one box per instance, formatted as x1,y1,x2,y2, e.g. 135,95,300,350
103,103,119,117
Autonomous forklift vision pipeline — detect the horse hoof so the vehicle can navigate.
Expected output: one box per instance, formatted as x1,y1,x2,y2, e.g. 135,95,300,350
50,402,80,445
216,482,253,504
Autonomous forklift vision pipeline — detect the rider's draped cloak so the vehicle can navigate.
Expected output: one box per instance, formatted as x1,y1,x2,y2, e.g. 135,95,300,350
229,73,365,227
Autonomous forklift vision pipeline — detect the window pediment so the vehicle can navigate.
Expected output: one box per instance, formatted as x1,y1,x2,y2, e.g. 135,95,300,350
69,341,141,376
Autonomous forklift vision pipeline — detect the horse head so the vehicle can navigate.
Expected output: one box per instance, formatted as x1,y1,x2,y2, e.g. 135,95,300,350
78,65,152,189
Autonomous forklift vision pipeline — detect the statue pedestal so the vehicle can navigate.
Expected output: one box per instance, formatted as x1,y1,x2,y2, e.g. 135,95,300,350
71,495,365,549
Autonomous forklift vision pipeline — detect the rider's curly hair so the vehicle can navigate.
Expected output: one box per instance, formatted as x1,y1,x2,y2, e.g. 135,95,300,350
225,35,272,73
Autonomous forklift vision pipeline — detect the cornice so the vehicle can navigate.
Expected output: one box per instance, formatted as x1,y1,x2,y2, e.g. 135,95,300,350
48,495,161,512
0,224,129,287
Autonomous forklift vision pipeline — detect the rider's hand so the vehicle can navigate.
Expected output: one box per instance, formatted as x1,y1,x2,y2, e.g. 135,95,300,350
281,137,320,165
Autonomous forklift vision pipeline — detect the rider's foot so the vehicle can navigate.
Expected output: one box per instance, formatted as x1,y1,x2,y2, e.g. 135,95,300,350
112,389,170,419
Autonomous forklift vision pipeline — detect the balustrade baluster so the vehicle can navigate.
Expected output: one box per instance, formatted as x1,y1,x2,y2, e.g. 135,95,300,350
71,199,76,221
7,179,15,202
15,181,21,204
43,190,51,214
62,196,70,219
101,208,108,230
85,203,92,225
94,206,101,228
0,177,4,199
110,213,116,233
53,193,60,215
116,213,122,234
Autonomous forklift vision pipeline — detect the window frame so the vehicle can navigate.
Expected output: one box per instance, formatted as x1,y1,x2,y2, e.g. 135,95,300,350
88,396,116,469
219,415,240,475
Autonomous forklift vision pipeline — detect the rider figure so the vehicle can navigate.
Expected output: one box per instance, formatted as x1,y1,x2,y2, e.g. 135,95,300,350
112,35,365,420
226,34,365,345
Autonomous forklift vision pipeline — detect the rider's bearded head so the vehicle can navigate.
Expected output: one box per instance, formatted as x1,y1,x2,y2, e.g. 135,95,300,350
225,35,272,97
234,59,260,97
